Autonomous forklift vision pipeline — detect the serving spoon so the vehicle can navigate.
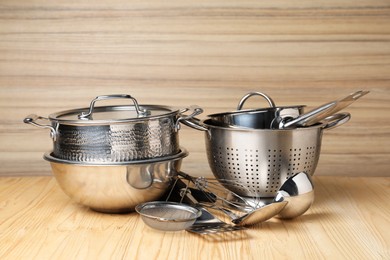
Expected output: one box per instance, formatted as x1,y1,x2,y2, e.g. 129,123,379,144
275,171,315,219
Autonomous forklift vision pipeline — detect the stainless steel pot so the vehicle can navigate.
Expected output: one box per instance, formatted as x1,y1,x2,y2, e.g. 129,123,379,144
24,94,202,162
43,148,188,213
182,113,350,198
207,92,305,129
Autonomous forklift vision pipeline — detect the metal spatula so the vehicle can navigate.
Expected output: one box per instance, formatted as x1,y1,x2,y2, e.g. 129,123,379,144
187,207,244,234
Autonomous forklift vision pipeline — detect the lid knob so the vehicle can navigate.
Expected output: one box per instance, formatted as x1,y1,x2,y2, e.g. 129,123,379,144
78,94,149,120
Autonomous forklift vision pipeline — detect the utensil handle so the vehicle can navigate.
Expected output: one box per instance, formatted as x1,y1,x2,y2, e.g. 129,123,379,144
23,114,57,141
174,179,217,203
282,90,368,129
282,101,337,128
78,94,149,119
341,90,370,103
322,112,351,130
237,91,276,110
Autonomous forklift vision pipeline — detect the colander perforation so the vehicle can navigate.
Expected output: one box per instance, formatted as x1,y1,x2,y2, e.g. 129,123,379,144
209,142,320,197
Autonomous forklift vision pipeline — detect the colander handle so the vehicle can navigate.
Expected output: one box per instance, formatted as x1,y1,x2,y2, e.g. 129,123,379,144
322,112,351,130
237,92,276,110
179,117,209,131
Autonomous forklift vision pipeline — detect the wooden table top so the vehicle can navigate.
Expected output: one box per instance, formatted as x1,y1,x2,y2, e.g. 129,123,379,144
0,176,388,259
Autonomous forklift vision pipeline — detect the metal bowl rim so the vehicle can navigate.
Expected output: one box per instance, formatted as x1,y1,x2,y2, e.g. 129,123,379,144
203,119,324,132
135,201,202,222
207,105,306,118
43,147,188,166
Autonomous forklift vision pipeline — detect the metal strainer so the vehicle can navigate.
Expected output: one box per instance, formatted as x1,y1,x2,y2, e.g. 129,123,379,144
135,201,201,232
182,113,350,198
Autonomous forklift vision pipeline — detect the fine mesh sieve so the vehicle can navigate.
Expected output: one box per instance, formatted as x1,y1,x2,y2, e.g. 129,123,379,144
135,201,201,232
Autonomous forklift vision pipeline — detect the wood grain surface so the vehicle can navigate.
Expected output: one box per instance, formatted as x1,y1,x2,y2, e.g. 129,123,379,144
0,176,388,259
0,0,389,176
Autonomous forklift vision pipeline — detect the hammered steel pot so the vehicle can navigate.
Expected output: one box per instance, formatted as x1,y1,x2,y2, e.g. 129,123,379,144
43,148,188,213
24,94,202,162
182,113,350,198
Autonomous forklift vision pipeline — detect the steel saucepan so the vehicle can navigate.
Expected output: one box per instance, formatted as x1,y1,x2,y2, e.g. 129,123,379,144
207,92,305,129
24,94,202,163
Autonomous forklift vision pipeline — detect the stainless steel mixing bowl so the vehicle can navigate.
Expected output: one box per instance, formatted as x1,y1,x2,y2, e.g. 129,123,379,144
43,149,188,213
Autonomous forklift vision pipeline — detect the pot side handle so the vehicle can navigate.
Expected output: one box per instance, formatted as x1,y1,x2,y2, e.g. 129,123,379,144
23,114,57,141
322,112,351,130
175,105,204,131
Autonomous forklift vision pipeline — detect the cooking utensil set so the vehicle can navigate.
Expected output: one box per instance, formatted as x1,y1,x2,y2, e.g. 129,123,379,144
24,90,368,233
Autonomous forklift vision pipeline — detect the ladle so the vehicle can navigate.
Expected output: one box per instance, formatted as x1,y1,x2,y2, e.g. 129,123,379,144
212,171,314,224
197,197,287,226
228,197,287,226
274,171,315,219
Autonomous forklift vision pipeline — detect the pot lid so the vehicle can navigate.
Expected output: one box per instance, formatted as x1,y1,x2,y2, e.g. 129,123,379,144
48,94,179,125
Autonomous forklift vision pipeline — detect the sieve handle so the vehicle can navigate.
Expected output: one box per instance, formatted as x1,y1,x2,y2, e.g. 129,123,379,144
78,94,149,120
237,91,276,110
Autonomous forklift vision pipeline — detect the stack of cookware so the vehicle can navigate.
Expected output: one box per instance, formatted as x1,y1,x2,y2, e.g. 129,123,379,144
24,94,202,213
24,90,368,221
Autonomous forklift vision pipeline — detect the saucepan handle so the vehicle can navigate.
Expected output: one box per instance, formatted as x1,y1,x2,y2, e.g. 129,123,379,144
237,91,276,110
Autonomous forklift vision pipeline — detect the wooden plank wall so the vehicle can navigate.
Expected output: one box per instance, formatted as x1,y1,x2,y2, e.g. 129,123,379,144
0,0,389,176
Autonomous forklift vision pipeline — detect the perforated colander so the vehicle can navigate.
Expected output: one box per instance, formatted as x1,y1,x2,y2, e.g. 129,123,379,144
209,145,320,197
183,115,350,198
